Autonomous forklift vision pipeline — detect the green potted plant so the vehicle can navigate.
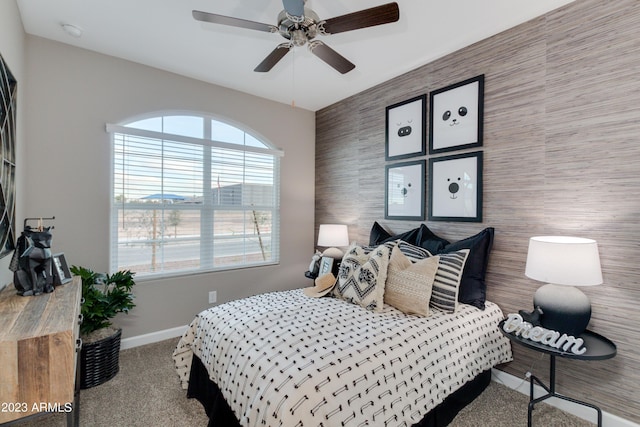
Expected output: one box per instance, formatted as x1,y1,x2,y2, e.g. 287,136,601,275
70,265,136,389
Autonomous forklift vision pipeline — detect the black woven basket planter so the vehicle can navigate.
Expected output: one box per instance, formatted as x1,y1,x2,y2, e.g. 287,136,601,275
80,328,122,389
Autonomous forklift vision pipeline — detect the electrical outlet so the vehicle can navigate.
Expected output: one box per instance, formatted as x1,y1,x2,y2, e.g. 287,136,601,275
208,291,217,304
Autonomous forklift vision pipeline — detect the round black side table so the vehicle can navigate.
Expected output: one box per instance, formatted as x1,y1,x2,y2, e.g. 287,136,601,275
499,318,616,427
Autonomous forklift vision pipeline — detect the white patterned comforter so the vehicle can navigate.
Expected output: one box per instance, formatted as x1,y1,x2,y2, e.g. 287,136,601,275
174,289,512,427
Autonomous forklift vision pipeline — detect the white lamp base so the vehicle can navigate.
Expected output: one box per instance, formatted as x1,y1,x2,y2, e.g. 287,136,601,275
321,247,344,259
533,284,592,336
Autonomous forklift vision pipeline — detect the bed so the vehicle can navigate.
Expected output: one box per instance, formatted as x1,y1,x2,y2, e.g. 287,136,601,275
174,225,513,426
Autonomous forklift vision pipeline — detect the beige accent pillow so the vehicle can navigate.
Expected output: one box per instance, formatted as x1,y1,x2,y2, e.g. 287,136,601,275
384,246,440,316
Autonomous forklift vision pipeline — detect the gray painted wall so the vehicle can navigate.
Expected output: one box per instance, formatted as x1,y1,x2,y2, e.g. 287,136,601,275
316,0,640,422
18,36,315,339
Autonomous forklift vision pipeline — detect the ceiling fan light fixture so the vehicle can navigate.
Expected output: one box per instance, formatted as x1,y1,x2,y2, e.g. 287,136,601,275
193,1,399,74
291,29,307,47
61,23,83,38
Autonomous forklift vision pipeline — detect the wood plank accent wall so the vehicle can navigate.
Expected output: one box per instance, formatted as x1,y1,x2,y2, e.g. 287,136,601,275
315,0,640,422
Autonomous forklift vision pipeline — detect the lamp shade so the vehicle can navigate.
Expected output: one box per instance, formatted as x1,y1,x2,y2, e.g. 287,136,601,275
317,224,349,247
525,236,602,286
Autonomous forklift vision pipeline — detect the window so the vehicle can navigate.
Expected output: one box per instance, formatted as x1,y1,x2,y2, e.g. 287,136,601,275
107,113,282,279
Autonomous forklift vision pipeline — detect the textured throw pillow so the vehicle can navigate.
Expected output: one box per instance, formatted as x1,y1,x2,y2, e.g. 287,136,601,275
369,223,494,310
395,240,432,261
438,227,494,310
429,249,470,313
335,244,389,311
385,246,440,316
361,240,431,262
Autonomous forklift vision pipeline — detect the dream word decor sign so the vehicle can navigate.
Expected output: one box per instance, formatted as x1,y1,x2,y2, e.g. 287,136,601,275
502,313,587,355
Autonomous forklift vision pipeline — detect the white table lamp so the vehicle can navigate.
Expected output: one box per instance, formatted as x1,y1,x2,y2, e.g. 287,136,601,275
317,224,349,259
525,236,602,336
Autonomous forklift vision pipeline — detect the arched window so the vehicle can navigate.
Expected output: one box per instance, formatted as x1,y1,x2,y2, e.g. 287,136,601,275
107,113,282,278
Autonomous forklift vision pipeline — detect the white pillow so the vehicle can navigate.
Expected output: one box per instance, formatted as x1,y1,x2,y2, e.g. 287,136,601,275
334,244,389,311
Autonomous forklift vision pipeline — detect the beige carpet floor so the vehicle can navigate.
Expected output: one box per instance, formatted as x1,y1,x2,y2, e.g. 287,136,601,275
17,338,594,426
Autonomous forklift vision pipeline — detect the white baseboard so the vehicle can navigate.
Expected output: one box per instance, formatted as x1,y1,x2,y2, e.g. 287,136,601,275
492,368,637,427
120,325,187,350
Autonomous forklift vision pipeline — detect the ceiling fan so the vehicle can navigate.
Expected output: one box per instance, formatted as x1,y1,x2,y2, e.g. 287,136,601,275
192,1,400,74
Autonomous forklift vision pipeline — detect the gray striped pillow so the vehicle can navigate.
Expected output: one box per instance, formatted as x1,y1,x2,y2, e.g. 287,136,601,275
429,249,470,313
362,240,432,261
395,240,432,261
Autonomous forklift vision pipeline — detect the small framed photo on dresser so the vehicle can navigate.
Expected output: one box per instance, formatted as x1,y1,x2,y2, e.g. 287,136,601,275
318,256,335,276
52,253,72,285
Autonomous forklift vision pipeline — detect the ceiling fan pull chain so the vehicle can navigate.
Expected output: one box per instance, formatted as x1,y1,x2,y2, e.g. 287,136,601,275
291,49,296,108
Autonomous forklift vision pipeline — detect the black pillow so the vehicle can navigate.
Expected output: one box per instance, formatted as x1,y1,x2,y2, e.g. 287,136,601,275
415,224,450,254
369,222,449,254
369,221,419,245
437,227,494,310
369,221,394,244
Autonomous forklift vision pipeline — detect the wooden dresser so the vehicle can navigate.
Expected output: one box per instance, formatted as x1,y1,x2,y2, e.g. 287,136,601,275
0,276,81,425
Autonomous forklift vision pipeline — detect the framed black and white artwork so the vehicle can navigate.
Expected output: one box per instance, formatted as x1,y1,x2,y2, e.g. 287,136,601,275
0,53,17,259
385,94,426,160
385,160,425,220
52,253,73,285
429,75,484,154
428,151,482,222
318,256,334,276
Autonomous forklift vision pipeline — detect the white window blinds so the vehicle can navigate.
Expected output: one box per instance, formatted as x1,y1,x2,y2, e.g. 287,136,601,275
107,115,281,278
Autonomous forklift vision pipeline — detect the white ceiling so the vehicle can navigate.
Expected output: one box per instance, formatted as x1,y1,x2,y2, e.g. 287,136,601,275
16,0,574,111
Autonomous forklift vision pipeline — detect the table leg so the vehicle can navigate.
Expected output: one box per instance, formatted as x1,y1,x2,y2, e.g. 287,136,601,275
66,338,82,427
527,355,603,427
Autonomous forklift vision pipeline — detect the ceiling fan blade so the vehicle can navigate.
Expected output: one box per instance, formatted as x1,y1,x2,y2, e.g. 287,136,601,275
320,2,399,35
282,0,305,18
254,43,293,72
308,41,355,74
192,10,276,33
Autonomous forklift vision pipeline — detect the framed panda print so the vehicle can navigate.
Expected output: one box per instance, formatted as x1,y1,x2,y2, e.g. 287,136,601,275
385,160,425,220
428,151,482,222
429,75,484,154
385,94,426,160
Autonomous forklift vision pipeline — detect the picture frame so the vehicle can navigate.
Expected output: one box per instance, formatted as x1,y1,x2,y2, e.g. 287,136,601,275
318,256,335,276
0,54,17,259
428,151,483,222
52,252,73,285
385,159,426,220
429,75,484,154
385,94,426,160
